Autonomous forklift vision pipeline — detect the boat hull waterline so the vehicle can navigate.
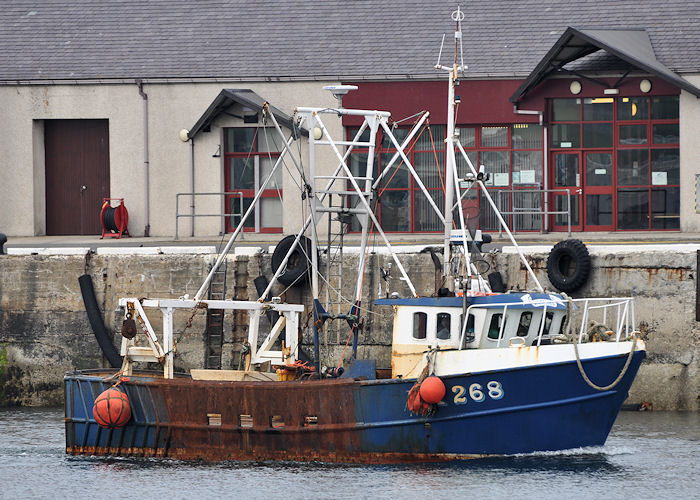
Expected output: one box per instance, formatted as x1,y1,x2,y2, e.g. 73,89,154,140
65,347,645,463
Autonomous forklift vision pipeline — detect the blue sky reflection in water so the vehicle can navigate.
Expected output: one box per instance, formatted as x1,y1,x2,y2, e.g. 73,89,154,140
0,408,697,499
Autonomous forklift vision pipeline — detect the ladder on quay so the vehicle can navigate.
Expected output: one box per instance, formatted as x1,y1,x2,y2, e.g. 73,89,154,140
205,260,227,369
323,194,355,343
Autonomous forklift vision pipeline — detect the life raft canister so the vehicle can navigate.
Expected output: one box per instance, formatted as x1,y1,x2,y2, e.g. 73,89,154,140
93,387,131,429
419,376,446,404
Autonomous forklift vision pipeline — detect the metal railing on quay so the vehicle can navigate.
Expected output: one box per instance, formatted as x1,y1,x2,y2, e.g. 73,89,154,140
175,192,243,240
490,188,575,236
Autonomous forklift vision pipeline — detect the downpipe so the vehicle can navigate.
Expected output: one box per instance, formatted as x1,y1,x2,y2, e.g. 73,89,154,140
137,80,151,237
190,137,195,237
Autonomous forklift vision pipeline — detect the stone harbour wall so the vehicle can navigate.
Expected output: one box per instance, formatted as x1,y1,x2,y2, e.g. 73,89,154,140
0,245,698,410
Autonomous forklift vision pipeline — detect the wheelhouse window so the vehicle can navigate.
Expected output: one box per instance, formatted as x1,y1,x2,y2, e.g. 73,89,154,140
516,311,533,337
487,313,504,340
413,312,427,340
542,311,554,336
462,313,476,347
436,313,451,340
224,127,284,233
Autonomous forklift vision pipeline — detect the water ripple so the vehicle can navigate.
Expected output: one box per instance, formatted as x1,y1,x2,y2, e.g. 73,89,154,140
0,408,698,500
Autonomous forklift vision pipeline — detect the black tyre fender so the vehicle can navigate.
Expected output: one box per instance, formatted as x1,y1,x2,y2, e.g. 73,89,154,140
546,239,591,292
78,274,122,368
487,271,506,293
271,235,313,287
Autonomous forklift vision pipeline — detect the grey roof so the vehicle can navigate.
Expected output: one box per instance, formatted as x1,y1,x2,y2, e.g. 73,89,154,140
1,0,699,82
188,89,305,139
511,27,700,102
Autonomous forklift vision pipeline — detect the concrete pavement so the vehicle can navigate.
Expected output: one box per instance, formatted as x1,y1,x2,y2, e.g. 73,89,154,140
2,230,699,253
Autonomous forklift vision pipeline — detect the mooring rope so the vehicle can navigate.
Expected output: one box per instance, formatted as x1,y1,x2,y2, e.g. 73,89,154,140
557,291,639,391
573,334,638,391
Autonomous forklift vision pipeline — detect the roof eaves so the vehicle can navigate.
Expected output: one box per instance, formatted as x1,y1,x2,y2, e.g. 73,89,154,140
188,89,306,140
510,27,700,102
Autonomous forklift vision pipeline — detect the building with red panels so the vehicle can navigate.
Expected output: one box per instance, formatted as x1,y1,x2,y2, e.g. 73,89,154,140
0,1,698,236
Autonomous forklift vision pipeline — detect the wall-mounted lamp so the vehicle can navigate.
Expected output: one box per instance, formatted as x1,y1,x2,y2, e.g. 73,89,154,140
179,129,190,142
212,144,221,158
569,80,582,95
640,79,652,93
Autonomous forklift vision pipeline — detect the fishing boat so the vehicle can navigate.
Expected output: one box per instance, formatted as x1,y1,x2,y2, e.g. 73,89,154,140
64,8,645,462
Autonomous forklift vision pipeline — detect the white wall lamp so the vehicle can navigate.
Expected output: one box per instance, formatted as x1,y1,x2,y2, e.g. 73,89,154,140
179,129,190,142
640,79,652,93
569,80,582,95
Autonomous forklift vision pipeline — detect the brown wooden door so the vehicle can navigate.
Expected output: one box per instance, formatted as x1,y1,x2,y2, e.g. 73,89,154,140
45,120,110,235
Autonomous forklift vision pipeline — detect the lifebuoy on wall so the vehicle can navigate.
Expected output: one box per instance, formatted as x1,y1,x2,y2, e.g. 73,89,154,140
546,239,592,293
271,235,314,287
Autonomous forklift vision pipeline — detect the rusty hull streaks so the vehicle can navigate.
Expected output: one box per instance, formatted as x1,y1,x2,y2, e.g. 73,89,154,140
147,377,366,462
66,373,489,463
66,445,486,464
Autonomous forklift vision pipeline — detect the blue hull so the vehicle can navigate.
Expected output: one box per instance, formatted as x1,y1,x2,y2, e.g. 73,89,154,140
65,350,645,462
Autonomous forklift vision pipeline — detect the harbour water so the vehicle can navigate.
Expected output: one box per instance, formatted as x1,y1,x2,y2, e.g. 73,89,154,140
1,407,697,499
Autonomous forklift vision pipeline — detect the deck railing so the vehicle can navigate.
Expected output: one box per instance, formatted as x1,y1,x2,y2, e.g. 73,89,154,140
460,296,636,349
570,297,636,343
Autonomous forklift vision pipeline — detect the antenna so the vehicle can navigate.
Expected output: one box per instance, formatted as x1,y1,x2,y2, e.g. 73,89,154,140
451,6,467,74
436,33,446,67
322,85,358,108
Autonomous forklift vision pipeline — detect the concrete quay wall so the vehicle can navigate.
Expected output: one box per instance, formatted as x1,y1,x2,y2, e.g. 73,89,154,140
0,245,698,410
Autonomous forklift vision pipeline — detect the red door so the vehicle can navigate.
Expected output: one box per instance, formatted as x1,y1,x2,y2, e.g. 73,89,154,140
551,152,582,232
44,120,110,235
582,151,614,230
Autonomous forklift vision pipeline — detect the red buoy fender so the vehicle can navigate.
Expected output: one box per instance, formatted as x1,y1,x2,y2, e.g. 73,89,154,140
419,376,446,404
407,384,424,413
93,387,131,429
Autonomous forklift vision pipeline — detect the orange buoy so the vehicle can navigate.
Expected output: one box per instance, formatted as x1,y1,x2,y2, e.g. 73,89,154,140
93,387,131,429
419,376,446,404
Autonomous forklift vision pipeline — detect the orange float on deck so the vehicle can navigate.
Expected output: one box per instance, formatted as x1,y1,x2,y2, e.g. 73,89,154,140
419,376,446,404
93,387,131,428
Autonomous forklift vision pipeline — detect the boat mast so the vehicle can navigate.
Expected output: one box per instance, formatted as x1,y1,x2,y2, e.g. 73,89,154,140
438,8,466,288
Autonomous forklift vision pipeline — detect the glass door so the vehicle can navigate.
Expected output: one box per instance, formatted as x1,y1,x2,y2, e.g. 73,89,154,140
224,127,283,233
583,151,614,230
227,155,256,232
551,152,582,232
